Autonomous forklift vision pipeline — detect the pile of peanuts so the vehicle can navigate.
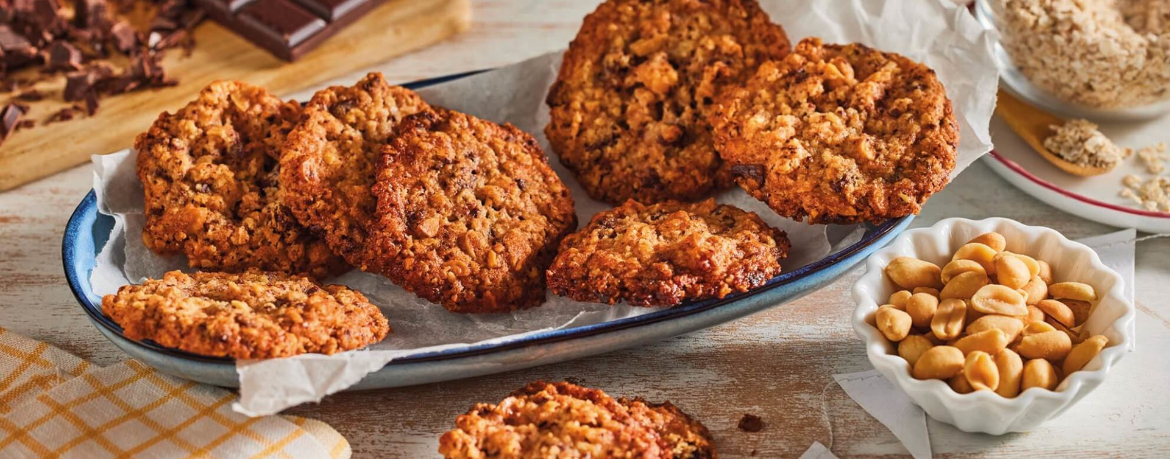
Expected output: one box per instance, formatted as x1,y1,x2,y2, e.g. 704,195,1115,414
876,231,1110,397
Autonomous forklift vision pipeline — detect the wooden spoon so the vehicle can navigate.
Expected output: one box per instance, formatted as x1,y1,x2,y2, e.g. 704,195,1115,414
995,89,1113,177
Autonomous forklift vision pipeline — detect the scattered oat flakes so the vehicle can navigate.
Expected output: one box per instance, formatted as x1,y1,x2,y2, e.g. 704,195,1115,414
1043,119,1126,169
1136,142,1169,174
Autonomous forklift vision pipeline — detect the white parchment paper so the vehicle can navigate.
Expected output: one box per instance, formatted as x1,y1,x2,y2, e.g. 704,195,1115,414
89,0,998,416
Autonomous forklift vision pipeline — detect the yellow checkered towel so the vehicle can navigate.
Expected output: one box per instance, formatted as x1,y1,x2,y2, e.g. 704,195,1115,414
0,328,350,459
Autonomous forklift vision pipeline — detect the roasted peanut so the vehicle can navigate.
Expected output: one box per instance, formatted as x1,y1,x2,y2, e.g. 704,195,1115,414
964,351,1000,391
898,335,935,366
1049,282,1097,302
940,271,989,300
967,315,1025,343
886,257,943,290
931,299,967,341
941,259,987,283
1017,330,1073,361
1022,321,1057,336
913,287,940,297
1015,253,1041,279
906,293,939,328
953,242,998,275
994,349,1024,398
968,232,1006,253
1015,288,1030,304
1022,358,1059,391
1025,305,1046,323
1035,299,1076,327
1063,335,1109,374
876,306,912,342
889,290,913,309
954,329,1009,356
995,253,1031,290
913,346,965,380
1063,299,1093,326
1045,317,1083,344
1037,260,1054,284
1020,276,1047,305
970,284,1028,316
949,373,973,394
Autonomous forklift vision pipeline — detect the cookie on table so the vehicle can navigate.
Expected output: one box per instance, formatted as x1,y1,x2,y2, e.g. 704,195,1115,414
438,381,715,459
547,198,789,307
280,73,431,267
364,109,577,314
545,0,790,205
135,81,346,278
709,37,959,224
101,270,389,359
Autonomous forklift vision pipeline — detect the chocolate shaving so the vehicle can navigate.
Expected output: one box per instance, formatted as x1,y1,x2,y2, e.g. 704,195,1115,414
14,88,41,100
738,414,764,432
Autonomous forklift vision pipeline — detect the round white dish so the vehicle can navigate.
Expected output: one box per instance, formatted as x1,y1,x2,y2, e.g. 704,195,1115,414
851,217,1135,435
986,114,1170,233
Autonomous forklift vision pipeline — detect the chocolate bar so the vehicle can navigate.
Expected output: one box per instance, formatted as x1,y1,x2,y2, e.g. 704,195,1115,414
193,0,386,61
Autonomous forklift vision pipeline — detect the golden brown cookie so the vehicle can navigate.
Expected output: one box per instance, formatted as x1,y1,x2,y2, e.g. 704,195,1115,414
135,81,346,278
545,0,790,205
547,198,789,307
280,73,431,267
101,270,389,359
710,38,960,224
438,381,715,459
365,109,577,314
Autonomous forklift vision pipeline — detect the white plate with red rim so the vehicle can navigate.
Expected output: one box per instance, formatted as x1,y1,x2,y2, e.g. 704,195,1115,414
986,115,1170,233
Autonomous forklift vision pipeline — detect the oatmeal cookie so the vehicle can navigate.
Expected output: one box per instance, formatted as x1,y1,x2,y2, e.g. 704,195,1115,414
438,381,715,459
280,73,430,266
710,38,959,224
365,109,577,314
545,0,790,205
547,198,789,307
101,270,389,359
135,81,345,278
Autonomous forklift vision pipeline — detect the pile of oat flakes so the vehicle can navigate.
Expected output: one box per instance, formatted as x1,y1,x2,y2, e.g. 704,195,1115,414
997,0,1170,108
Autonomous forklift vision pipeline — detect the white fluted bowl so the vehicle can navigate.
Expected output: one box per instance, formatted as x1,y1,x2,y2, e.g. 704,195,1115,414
851,218,1134,435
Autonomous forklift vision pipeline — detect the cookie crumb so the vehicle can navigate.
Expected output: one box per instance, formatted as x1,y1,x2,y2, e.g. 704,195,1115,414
1042,119,1126,170
738,413,764,432
1136,142,1169,174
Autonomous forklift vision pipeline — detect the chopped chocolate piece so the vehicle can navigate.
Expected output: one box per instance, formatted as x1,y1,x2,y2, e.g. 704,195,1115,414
108,21,137,54
0,25,37,69
179,9,205,29
72,0,108,29
0,103,25,139
154,29,189,50
738,414,764,432
63,70,95,101
150,16,178,32
45,40,81,71
83,90,98,114
16,119,34,130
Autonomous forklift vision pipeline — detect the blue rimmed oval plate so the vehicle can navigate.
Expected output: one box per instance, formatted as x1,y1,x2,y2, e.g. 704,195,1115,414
65,189,910,389
62,70,913,390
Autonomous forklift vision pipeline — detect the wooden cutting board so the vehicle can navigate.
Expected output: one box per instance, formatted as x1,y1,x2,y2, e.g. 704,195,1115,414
0,0,471,191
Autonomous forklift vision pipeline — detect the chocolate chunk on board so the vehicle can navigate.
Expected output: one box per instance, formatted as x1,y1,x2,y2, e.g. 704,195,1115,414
192,0,388,61
0,103,25,140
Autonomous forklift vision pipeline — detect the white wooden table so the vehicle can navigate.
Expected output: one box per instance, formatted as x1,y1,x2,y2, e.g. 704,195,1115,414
2,1,1168,457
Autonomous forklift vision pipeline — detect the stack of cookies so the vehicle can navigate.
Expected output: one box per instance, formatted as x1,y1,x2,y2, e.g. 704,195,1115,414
102,0,960,365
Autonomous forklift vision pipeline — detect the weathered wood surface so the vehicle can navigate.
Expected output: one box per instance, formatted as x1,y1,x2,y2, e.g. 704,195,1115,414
2,1,1168,457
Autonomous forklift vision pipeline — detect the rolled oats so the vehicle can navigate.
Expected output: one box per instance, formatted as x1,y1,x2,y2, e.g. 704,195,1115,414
998,0,1170,108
